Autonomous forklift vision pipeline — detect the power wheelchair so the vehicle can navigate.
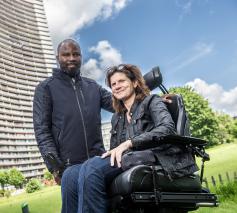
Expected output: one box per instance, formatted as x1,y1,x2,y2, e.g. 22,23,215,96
108,67,219,213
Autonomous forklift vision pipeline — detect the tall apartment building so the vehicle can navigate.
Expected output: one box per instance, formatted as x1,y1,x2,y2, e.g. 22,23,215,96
0,0,56,178
101,122,112,150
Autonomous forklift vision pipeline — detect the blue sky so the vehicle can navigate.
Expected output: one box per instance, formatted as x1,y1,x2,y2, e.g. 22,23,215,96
45,0,237,118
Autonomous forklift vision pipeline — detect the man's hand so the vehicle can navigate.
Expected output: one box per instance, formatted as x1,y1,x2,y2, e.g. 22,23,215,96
161,94,173,103
53,171,61,185
101,140,132,168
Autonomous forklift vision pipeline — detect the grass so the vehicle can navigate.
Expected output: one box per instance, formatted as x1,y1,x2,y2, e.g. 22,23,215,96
196,142,237,183
195,183,237,213
195,198,237,213
0,186,61,213
0,143,237,213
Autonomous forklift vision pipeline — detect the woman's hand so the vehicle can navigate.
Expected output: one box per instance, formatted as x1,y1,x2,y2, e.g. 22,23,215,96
101,140,132,167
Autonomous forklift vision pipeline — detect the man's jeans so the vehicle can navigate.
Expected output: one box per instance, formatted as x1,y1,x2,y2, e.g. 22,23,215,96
61,157,122,213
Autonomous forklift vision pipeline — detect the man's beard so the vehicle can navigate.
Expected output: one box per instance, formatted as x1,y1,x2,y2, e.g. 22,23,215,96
65,68,79,77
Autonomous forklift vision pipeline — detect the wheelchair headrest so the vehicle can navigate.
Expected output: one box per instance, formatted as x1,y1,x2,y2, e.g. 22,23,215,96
143,66,163,91
165,94,190,136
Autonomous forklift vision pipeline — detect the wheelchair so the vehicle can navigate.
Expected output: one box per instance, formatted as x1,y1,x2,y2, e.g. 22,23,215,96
108,67,219,213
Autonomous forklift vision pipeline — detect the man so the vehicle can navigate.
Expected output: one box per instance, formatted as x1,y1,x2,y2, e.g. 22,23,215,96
33,39,113,212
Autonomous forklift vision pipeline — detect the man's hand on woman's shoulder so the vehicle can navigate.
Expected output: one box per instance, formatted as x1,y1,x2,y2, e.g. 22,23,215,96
161,94,174,103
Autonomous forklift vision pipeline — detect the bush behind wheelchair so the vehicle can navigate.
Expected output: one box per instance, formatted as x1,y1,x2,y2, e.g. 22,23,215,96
108,67,219,213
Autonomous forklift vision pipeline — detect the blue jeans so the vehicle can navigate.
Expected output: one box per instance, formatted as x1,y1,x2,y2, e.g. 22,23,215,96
61,157,122,213
61,164,82,213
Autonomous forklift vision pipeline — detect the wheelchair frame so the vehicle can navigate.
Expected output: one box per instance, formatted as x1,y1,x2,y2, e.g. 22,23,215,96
109,67,219,212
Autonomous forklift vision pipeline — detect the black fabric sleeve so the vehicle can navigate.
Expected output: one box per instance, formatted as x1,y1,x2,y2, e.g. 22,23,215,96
131,96,176,149
33,82,63,173
100,86,114,113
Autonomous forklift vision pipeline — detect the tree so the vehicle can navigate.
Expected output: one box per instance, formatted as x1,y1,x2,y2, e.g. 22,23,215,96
215,113,235,144
8,168,25,189
0,170,9,190
231,118,237,139
168,86,219,147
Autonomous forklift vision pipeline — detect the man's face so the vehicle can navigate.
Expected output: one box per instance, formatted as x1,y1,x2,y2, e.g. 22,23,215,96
57,42,82,76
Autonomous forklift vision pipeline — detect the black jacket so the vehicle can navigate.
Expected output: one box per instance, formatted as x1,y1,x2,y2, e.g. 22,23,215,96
110,95,198,178
33,68,113,172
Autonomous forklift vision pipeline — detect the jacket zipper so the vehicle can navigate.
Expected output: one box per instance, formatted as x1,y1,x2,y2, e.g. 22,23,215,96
71,80,90,159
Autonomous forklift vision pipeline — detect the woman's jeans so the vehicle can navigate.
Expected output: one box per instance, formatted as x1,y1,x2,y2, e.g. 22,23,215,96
61,157,122,213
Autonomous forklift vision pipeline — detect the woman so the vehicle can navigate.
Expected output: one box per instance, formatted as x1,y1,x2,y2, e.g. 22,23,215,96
102,64,176,168
77,64,198,213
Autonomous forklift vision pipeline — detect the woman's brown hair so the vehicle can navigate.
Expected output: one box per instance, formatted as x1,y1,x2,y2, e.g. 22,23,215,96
106,64,150,113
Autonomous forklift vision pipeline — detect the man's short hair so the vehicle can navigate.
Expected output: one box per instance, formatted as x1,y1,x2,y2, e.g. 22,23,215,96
57,39,81,56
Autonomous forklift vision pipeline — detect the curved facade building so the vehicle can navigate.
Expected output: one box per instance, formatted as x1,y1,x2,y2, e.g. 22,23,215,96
0,0,56,178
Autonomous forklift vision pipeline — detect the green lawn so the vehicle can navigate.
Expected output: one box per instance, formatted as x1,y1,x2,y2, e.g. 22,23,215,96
197,142,237,184
0,186,61,213
0,143,237,213
195,196,237,213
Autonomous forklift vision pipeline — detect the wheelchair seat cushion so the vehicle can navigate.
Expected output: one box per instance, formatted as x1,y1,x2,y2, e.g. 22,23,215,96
109,165,202,197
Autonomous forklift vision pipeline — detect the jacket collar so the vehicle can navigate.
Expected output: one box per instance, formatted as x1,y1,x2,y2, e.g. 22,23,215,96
52,68,82,82
129,101,139,115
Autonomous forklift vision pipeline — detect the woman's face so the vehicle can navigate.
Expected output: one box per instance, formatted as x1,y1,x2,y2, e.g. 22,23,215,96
110,72,137,102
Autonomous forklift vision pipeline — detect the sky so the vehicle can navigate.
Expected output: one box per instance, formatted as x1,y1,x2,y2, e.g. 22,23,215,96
44,0,237,120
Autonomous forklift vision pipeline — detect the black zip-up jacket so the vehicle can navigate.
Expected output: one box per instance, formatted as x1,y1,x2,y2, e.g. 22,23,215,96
110,95,198,178
33,68,113,172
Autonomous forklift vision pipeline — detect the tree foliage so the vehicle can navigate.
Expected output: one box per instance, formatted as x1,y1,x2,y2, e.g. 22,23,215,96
231,118,237,139
8,168,25,189
169,86,219,146
215,113,235,144
0,170,9,190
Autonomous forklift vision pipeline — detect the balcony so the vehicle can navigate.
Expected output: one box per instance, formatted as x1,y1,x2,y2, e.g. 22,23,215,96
0,126,34,133
0,114,32,122
0,133,35,140
0,78,35,92
1,153,42,159
19,164,46,172
0,159,44,166
0,147,40,153
0,95,33,106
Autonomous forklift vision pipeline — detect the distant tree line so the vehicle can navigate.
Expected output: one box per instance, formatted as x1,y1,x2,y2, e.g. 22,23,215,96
169,86,237,147
0,168,25,191
0,169,55,196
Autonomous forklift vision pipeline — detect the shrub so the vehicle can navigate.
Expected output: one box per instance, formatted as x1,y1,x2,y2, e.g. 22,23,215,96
0,189,5,197
4,190,11,198
215,181,237,201
44,170,54,181
26,178,42,193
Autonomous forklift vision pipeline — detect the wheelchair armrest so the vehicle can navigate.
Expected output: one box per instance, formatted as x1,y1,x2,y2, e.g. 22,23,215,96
162,135,210,161
162,135,208,147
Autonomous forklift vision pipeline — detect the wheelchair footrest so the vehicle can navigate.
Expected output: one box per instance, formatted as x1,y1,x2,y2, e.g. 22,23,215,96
131,192,219,207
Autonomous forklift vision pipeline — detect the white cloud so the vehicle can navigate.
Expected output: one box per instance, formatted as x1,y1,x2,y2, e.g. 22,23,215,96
81,40,122,80
177,42,214,70
44,0,131,47
186,78,237,116
90,40,122,68
175,0,193,20
167,42,214,72
81,58,102,80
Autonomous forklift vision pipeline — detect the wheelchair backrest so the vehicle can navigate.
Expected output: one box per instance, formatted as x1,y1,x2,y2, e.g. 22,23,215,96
165,94,190,136
143,67,190,136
